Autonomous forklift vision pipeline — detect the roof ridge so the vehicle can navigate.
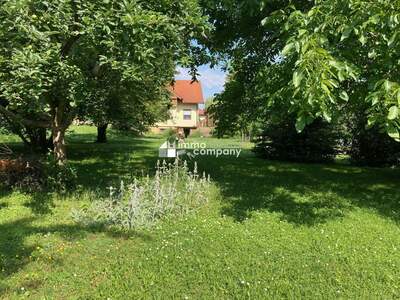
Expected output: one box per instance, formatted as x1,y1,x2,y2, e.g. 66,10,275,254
170,80,204,104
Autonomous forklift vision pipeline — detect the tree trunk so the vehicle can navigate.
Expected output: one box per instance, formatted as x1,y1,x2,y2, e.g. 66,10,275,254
52,127,66,166
37,128,48,151
183,128,190,138
26,127,50,153
51,102,68,166
96,124,108,143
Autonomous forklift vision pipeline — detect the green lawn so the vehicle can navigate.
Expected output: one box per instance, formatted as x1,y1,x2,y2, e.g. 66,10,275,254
1,126,400,299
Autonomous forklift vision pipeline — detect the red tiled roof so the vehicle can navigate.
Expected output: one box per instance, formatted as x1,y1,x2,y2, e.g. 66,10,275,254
170,80,204,104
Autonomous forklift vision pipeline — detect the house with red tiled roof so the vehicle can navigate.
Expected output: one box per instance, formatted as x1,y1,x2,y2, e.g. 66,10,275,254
152,80,204,136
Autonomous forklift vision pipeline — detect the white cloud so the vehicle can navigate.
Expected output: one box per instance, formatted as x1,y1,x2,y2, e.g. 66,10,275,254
176,66,226,90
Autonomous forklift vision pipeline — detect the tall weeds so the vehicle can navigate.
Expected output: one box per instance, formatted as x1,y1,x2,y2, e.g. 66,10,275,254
72,160,214,229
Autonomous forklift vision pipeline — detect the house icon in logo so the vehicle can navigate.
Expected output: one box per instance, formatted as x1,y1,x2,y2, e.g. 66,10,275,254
159,137,194,158
159,140,177,158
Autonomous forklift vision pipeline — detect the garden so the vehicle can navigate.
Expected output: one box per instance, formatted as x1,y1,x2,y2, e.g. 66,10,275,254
1,126,400,298
1,0,400,299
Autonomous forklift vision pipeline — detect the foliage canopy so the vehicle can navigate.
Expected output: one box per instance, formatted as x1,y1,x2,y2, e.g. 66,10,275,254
0,0,209,163
205,0,400,141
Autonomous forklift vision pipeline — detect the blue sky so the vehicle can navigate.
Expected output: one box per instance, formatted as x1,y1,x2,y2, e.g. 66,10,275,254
175,64,227,101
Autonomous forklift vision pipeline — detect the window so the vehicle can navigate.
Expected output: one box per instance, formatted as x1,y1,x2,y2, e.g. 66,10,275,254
183,109,191,120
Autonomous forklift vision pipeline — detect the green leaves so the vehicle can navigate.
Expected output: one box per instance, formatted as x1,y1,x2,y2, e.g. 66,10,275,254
388,106,399,120
200,0,400,143
295,116,307,133
261,17,268,27
0,0,209,160
358,34,367,45
387,125,400,141
293,70,304,88
295,114,314,133
276,0,400,140
340,26,352,41
339,91,349,102
388,32,398,47
384,80,395,92
282,42,295,56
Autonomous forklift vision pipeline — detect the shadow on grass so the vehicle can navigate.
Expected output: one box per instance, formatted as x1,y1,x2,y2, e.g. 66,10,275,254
7,129,400,227
194,154,400,226
23,193,55,215
0,142,42,159
65,131,400,226
67,135,160,191
0,218,86,282
3,131,162,206
0,216,153,294
0,189,13,206
66,128,160,143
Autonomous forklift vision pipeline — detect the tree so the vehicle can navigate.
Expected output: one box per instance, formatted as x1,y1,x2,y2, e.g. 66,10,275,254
203,0,400,143
78,68,170,143
200,0,311,134
255,117,340,163
0,0,209,164
260,0,400,138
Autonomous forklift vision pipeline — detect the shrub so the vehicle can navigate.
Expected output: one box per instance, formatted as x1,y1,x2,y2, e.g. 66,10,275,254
0,152,77,193
342,108,400,167
350,126,400,166
72,160,214,229
162,128,177,138
43,156,77,192
0,158,43,192
254,117,340,163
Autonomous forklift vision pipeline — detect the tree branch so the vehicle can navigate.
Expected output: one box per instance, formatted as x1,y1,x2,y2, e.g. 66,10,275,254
61,35,81,58
1,113,31,146
60,0,81,59
0,105,51,128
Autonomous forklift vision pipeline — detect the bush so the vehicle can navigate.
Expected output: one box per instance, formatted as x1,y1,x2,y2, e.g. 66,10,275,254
342,108,400,167
0,158,43,192
254,117,339,163
161,128,177,138
72,160,215,229
0,154,77,193
350,126,400,166
43,157,77,192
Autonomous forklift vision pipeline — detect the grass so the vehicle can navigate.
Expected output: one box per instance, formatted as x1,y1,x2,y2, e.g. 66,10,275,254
1,126,400,299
